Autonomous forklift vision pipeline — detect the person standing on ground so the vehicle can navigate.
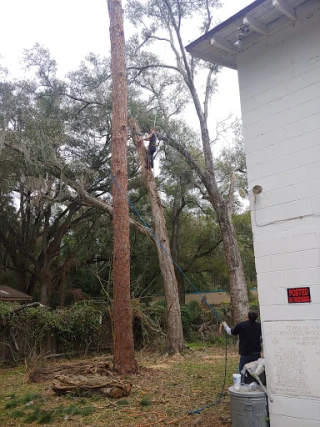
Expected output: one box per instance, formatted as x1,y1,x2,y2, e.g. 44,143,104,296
222,311,262,373
140,128,157,169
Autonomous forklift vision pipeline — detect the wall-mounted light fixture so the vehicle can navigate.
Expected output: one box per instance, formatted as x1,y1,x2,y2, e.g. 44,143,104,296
252,185,263,195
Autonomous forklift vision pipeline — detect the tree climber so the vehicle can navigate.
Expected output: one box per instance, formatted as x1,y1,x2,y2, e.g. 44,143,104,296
139,128,157,169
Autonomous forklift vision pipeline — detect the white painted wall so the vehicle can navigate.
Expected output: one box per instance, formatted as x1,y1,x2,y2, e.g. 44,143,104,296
238,1,320,426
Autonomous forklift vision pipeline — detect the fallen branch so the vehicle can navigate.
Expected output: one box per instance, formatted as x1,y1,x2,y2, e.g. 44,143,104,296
52,374,132,398
11,302,46,314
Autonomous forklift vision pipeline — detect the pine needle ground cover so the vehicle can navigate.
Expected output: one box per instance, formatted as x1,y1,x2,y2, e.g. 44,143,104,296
0,345,238,427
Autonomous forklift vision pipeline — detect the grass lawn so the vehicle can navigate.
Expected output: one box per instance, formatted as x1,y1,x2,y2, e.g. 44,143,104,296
0,344,238,426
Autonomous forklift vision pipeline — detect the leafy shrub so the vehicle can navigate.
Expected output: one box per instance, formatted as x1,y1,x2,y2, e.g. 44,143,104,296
145,300,166,330
0,302,16,318
0,301,108,361
54,301,104,353
249,299,260,318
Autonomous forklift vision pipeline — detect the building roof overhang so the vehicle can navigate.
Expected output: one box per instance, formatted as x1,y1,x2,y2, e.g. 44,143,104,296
186,0,311,70
0,285,32,302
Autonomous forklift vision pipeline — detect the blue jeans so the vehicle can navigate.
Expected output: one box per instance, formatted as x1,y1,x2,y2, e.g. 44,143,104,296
239,353,261,375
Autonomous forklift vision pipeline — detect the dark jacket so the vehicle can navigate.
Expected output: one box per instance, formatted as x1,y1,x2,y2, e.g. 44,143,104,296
232,320,262,356
149,132,157,147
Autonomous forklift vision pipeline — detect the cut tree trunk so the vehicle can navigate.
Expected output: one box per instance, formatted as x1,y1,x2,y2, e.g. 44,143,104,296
129,118,184,354
107,0,138,373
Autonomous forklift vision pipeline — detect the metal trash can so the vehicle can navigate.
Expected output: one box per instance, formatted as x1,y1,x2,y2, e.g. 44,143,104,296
228,385,269,427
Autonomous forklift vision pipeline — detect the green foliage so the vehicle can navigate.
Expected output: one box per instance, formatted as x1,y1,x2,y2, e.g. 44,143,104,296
58,404,94,416
0,296,261,360
215,303,233,324
11,409,25,419
180,301,209,340
211,300,260,324
54,301,104,352
24,407,53,424
180,305,192,330
5,399,19,409
0,302,16,318
249,299,260,317
22,308,55,346
116,399,130,406
187,342,206,351
147,300,223,342
5,392,42,409
140,395,152,407
145,300,166,330
233,211,257,286
0,301,109,360
20,392,42,404
0,39,255,333
3,390,95,425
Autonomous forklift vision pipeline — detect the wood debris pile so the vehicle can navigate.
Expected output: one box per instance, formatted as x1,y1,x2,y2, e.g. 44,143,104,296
28,357,113,382
28,357,132,399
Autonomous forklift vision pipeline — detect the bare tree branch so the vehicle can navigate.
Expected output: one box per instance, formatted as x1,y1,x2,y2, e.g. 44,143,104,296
127,64,181,74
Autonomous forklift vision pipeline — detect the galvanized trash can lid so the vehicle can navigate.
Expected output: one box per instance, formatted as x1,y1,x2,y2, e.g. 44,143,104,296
228,385,266,397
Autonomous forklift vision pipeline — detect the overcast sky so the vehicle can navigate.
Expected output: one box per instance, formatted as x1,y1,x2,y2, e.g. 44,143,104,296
0,0,253,138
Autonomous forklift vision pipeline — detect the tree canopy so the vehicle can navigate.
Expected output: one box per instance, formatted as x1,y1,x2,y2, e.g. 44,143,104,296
0,39,255,317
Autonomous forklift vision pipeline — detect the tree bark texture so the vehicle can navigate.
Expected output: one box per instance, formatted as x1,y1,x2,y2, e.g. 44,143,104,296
129,118,184,354
59,253,74,307
107,0,137,373
170,193,185,304
195,109,249,324
218,206,249,324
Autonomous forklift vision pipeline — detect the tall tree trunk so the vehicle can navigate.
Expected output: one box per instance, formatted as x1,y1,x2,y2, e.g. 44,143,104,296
150,0,249,324
39,208,51,305
170,193,185,305
59,253,74,307
197,119,249,324
40,263,51,306
218,207,248,322
165,136,249,324
129,118,184,354
107,0,137,373
182,72,249,323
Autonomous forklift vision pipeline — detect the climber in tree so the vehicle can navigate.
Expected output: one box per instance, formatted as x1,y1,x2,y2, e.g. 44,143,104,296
140,128,157,169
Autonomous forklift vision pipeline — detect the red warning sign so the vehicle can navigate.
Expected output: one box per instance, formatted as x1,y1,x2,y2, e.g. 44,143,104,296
287,287,311,303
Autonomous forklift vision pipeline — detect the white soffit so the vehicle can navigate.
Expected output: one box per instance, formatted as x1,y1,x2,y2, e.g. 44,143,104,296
186,0,313,70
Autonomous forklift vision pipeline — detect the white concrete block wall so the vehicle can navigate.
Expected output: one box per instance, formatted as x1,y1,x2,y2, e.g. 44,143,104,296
238,2,320,426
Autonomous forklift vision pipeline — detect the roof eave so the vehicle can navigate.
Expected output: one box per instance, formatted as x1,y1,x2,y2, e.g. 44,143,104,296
185,0,267,52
